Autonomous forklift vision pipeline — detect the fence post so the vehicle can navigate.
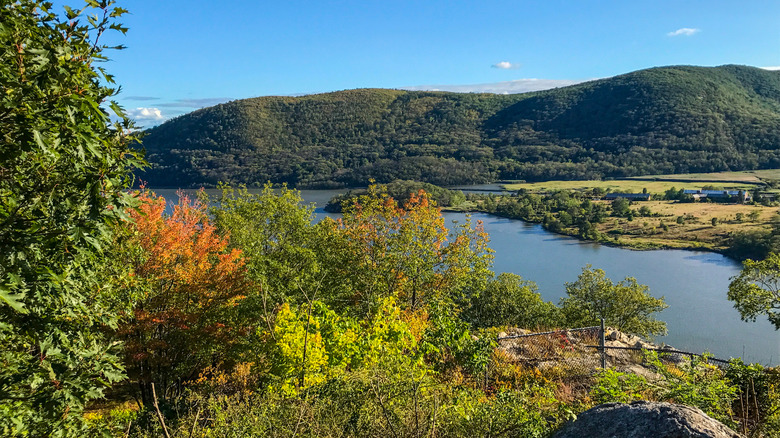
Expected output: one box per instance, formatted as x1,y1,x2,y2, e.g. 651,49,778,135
600,318,606,369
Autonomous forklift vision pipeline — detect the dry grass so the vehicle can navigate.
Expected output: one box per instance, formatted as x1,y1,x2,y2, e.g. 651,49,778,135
497,171,780,252
593,200,777,250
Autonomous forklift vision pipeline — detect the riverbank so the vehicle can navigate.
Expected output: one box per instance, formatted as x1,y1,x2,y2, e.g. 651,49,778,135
443,199,776,261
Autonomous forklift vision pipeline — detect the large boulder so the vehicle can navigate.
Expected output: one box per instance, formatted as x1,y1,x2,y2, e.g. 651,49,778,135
554,401,741,438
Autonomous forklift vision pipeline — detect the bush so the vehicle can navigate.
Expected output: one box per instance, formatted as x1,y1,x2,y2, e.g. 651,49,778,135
646,352,737,426
725,359,780,437
589,369,652,405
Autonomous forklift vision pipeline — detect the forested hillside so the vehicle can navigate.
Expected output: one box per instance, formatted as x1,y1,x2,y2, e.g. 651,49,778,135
139,65,780,188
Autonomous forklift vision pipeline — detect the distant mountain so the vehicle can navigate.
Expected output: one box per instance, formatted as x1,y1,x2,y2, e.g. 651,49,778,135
139,65,780,188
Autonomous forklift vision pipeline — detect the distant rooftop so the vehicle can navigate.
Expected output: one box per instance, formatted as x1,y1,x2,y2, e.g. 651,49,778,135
683,189,742,196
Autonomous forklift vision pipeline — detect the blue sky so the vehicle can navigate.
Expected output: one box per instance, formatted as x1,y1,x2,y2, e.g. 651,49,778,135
87,0,780,126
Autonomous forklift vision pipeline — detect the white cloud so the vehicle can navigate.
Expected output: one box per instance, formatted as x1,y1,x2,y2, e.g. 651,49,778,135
491,61,520,69
402,78,590,94
128,107,166,127
761,66,780,71
667,28,700,37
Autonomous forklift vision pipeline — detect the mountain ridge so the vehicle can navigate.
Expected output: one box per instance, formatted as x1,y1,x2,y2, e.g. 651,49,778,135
139,65,780,188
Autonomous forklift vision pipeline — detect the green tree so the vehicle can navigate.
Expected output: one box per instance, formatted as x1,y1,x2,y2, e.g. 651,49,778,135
560,266,668,337
319,186,493,315
464,273,560,329
208,184,321,330
727,253,780,329
611,197,631,217
0,1,141,435
664,187,681,200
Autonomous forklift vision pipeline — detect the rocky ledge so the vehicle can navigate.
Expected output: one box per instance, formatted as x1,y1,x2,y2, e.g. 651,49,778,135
553,401,741,438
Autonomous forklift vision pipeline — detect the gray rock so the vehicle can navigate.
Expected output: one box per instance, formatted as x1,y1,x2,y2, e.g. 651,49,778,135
553,401,741,438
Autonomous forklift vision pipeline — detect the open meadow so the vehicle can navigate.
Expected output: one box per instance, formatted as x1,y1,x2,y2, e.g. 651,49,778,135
496,170,780,251
591,200,775,251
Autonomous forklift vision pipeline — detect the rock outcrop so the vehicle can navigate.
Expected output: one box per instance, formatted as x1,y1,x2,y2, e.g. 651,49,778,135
553,401,741,438
496,327,687,378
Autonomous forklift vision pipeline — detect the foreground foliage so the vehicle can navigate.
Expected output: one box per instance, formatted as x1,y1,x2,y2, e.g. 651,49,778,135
0,1,141,435
91,186,776,438
118,191,250,405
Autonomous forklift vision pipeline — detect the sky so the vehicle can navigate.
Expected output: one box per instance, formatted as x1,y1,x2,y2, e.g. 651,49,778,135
80,0,780,126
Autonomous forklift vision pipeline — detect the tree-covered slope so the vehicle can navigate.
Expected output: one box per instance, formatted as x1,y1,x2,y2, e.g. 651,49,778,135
139,65,780,188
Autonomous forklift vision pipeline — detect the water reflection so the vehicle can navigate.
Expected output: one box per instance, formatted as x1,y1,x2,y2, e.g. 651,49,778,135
684,253,740,267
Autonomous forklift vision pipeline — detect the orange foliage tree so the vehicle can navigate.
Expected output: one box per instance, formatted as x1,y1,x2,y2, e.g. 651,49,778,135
118,190,250,403
317,186,493,315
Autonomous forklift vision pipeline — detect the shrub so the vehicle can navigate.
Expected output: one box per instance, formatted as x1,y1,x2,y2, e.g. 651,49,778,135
589,369,652,405
646,352,737,426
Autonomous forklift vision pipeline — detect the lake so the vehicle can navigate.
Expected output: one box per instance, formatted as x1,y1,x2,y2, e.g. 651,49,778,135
152,188,779,365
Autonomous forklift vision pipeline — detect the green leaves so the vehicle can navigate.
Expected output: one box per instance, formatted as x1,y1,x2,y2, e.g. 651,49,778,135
560,265,668,337
0,291,25,312
0,283,27,314
728,252,780,329
464,272,560,330
0,0,142,435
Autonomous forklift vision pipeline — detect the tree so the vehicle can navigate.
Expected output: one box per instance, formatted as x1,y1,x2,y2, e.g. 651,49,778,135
560,266,668,337
208,184,321,324
464,273,560,329
264,297,426,395
727,253,780,329
318,185,493,316
119,191,250,404
0,1,141,435
611,198,631,217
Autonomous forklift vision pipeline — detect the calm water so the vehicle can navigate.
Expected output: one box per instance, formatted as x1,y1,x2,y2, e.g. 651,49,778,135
153,188,779,365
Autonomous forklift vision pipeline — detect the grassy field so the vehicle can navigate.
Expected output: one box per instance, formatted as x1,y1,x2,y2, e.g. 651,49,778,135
590,200,775,252
479,170,780,254
501,169,780,193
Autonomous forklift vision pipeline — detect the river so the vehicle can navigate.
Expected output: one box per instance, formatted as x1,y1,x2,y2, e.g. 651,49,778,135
152,188,779,365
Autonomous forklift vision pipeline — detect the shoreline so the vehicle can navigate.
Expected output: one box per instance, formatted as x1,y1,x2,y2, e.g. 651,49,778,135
442,205,736,260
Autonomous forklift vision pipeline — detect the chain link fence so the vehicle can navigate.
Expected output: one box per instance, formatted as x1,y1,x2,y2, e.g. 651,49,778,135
492,321,777,437
495,320,731,376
